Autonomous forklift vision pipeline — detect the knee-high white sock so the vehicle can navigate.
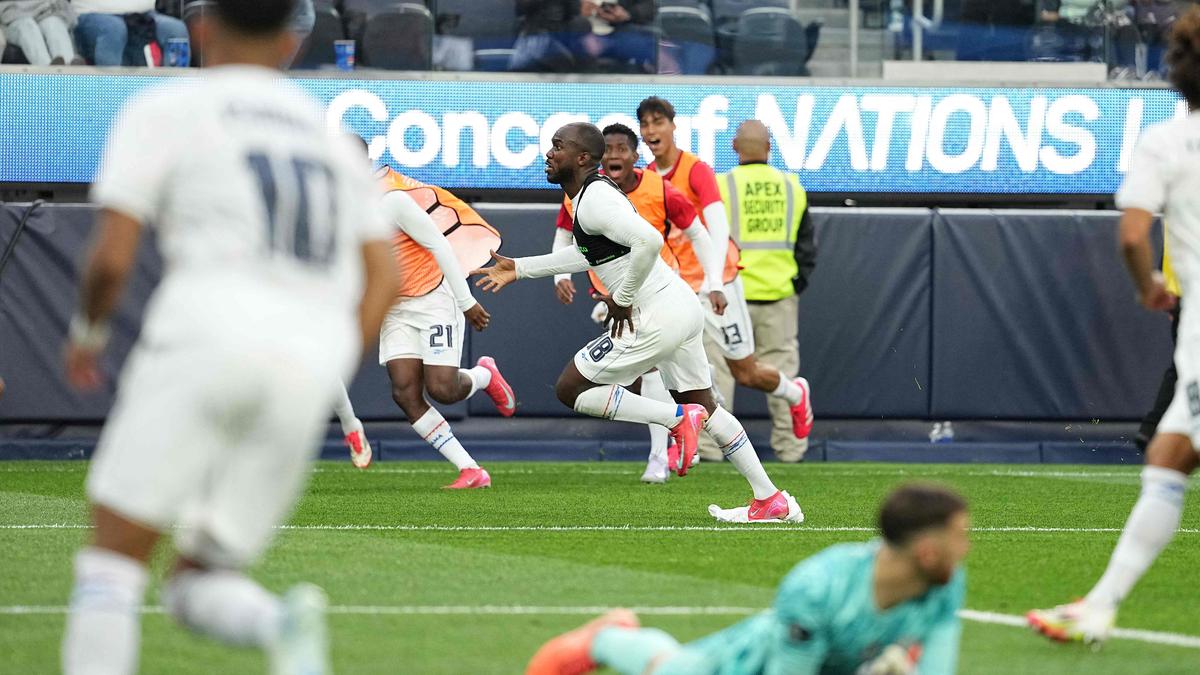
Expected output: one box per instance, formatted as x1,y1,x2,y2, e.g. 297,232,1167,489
462,366,492,398
705,407,778,499
641,372,673,461
62,547,149,675
1085,466,1188,609
412,407,479,470
769,373,804,406
332,382,360,435
162,569,282,648
573,385,683,428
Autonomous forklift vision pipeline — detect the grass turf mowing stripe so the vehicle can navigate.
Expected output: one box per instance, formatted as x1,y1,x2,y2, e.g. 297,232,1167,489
4,605,1199,649
4,524,1200,533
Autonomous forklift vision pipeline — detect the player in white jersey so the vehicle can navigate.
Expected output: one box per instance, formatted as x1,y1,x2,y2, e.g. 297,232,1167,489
1027,7,1200,646
59,2,397,673
473,123,803,523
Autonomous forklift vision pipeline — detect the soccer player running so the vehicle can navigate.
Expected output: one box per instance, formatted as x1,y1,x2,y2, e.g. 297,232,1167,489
552,122,725,484
334,157,515,486
638,97,814,455
528,483,969,675
1028,8,1200,646
59,1,397,673
474,122,802,523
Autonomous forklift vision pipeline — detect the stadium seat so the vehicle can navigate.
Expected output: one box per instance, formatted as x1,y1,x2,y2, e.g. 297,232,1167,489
293,5,345,69
710,0,788,31
657,6,716,75
360,3,434,70
732,7,808,76
436,0,518,71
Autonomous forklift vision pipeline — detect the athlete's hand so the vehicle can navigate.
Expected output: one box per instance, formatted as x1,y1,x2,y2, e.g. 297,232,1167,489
65,343,103,392
471,251,517,293
1140,272,1178,312
555,278,576,304
599,294,634,338
707,290,728,316
464,302,491,331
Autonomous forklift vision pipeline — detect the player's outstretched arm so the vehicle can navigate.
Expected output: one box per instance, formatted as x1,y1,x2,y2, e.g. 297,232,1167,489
358,239,398,351
680,216,727,315
65,208,143,391
1119,208,1175,312
481,244,590,288
472,251,519,293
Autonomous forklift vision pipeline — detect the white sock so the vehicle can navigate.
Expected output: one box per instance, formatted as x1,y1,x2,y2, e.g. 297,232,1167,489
1085,466,1188,609
705,407,778,500
770,374,804,406
573,385,683,428
162,569,282,648
412,407,479,470
62,547,149,675
462,366,492,398
333,381,360,435
641,372,673,461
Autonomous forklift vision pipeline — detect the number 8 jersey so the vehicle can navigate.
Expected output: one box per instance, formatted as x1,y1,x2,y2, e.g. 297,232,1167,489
90,66,390,352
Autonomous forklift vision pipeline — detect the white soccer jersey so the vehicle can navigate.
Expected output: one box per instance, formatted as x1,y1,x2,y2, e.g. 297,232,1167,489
91,65,389,350
1116,113,1200,301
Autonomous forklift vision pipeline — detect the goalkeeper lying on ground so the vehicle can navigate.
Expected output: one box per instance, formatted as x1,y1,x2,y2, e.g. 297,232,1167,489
527,483,968,675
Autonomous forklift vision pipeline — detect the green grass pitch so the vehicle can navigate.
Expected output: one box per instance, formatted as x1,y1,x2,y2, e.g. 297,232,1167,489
1,460,1198,673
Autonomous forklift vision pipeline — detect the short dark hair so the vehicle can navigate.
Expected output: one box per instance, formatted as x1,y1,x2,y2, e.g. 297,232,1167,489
215,0,296,35
568,123,605,166
637,96,675,124
602,123,639,151
1169,7,1200,109
878,483,967,546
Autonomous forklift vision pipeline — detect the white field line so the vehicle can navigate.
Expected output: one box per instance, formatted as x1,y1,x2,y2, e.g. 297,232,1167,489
0,604,1197,649
2,523,1198,534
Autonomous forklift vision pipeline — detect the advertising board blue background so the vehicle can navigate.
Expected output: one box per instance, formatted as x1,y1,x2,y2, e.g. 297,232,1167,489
0,72,1183,193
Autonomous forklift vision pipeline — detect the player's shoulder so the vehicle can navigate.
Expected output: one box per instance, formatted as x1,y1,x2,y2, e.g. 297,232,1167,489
779,542,874,598
1137,119,1187,153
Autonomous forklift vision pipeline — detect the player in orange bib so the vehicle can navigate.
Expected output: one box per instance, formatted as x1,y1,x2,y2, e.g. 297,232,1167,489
638,96,813,458
551,123,727,483
333,140,516,488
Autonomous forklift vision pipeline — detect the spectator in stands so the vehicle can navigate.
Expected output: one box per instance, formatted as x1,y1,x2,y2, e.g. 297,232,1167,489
1032,0,1139,74
73,0,188,66
576,0,656,73
0,0,83,65
510,0,580,72
956,0,1038,61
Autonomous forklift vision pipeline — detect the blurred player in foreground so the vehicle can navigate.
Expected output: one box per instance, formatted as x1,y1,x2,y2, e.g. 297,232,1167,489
528,483,968,675
638,97,814,463
1028,7,1200,646
474,122,802,523
551,122,723,483
333,145,514,487
60,1,396,673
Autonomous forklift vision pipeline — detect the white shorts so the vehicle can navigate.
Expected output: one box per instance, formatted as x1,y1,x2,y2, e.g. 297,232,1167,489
1157,327,1200,449
702,276,756,361
379,279,465,367
87,333,347,568
573,280,712,393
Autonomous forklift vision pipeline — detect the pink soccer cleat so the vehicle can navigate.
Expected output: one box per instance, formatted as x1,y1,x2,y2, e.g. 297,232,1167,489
526,609,640,675
709,490,805,524
669,404,708,477
790,377,813,439
444,467,492,490
345,429,372,469
477,356,516,417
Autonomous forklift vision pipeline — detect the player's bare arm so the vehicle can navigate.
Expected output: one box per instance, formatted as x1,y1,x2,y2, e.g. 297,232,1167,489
65,208,143,391
1119,208,1176,312
358,239,398,349
473,250,518,292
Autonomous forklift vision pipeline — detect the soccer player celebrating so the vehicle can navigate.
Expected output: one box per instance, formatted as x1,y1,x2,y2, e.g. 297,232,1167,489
528,483,969,675
474,122,802,523
60,1,397,673
1027,8,1200,646
552,122,724,483
638,96,814,458
333,151,515,487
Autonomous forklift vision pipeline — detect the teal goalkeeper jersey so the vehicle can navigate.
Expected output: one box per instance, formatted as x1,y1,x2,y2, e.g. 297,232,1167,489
673,541,965,675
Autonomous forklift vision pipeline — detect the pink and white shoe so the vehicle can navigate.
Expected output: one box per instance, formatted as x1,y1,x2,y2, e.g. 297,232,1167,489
345,428,372,469
444,467,492,490
789,377,813,439
669,404,708,477
709,490,804,524
477,356,516,417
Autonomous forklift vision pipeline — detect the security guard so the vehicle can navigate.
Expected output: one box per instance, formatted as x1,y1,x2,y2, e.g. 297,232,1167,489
712,120,817,462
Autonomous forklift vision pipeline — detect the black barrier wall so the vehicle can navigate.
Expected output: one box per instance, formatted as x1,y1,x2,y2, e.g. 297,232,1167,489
0,204,1174,422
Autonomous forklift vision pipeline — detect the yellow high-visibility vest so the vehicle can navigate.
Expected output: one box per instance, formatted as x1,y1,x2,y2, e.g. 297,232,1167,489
718,163,807,301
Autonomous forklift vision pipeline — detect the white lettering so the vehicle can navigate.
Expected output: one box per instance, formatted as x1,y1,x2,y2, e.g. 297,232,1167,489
906,96,932,171
927,94,986,174
1118,97,1144,173
387,110,441,167
443,112,489,168
491,112,540,169
755,94,813,170
981,96,1045,172
692,95,729,166
1039,95,1098,174
326,90,388,160
805,95,868,171
861,95,915,171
